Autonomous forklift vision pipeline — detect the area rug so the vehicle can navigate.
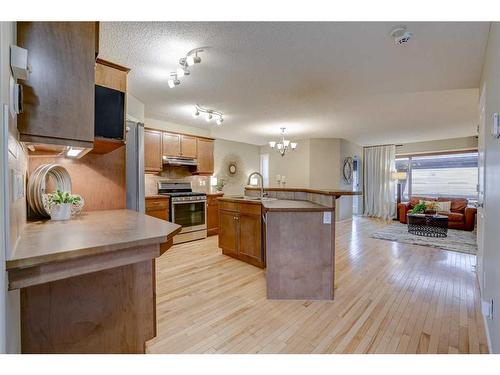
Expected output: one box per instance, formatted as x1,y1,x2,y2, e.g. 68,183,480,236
371,222,477,255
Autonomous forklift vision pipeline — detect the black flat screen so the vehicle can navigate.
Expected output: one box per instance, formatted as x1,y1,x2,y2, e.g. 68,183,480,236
94,85,125,140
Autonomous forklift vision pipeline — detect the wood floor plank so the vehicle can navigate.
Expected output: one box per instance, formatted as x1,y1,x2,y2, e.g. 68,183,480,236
146,217,489,354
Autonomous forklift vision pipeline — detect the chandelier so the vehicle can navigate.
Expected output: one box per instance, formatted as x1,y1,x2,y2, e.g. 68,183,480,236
268,128,297,157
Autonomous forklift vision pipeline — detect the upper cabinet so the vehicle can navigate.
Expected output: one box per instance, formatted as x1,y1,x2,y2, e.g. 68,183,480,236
17,22,97,149
144,129,162,173
162,132,181,157
161,132,197,158
146,129,214,175
196,138,214,175
93,58,130,154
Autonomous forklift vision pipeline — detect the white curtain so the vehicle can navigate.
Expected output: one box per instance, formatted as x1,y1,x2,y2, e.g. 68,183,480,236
363,145,396,220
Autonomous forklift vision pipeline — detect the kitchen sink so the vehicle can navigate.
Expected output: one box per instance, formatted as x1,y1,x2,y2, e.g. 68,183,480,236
228,196,277,201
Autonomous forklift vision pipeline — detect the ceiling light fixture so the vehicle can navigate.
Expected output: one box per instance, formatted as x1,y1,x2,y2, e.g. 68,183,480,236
193,104,224,126
182,47,205,67
268,128,297,157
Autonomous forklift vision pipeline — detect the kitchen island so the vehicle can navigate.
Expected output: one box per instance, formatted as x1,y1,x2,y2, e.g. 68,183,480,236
218,188,361,301
6,209,181,354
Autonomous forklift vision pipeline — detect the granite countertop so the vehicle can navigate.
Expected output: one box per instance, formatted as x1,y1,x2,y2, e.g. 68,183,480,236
262,199,334,212
7,209,181,270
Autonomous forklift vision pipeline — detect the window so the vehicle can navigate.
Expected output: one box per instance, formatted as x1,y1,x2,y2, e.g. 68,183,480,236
260,153,269,187
396,152,478,202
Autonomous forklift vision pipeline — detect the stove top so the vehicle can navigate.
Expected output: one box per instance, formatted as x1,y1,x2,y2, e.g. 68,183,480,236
158,191,206,197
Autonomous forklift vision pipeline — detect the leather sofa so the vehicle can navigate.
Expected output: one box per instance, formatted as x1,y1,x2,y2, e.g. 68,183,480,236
398,196,477,231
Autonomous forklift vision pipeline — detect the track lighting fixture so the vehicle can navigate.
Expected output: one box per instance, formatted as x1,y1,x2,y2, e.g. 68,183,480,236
193,104,224,126
170,47,207,88
167,73,180,88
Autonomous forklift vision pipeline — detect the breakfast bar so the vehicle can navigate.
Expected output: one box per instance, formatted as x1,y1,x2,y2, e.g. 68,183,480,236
6,210,181,354
218,187,361,301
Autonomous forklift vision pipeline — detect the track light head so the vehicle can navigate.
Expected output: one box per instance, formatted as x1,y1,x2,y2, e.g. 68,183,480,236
205,112,213,122
176,67,190,78
216,116,223,125
193,108,200,118
167,74,180,88
186,54,201,66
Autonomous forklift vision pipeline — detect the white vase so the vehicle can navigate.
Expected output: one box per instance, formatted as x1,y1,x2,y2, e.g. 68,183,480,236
50,203,72,221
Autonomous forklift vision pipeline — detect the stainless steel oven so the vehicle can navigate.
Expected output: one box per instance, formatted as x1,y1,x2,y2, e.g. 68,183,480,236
158,181,207,244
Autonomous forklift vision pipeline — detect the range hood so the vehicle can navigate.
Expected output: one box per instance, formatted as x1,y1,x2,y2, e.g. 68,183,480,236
162,156,198,166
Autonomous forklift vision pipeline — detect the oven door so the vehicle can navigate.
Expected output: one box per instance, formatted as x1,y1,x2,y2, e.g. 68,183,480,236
171,200,207,233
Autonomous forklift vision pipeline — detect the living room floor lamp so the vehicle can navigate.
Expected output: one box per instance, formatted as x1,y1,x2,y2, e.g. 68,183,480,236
392,171,407,220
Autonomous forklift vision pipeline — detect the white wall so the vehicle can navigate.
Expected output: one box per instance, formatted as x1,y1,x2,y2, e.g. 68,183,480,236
145,117,211,138
479,22,500,353
396,136,478,155
0,21,21,354
261,137,362,220
214,138,260,195
126,94,145,123
262,139,311,188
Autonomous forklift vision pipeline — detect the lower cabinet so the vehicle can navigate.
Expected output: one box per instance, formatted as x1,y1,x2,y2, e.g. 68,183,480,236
145,197,170,253
218,201,264,268
207,193,223,236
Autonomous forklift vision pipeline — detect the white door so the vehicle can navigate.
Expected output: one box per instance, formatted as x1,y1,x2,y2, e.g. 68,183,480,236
477,84,486,291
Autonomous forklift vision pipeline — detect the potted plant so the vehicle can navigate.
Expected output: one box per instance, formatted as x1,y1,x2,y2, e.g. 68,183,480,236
46,190,82,221
410,202,426,214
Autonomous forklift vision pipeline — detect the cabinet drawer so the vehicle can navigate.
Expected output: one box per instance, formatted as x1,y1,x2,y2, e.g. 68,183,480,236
239,203,261,215
145,198,169,210
219,201,239,212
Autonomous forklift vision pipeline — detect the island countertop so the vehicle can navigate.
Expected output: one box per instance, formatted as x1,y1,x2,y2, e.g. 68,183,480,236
7,209,181,270
245,186,362,197
262,199,334,212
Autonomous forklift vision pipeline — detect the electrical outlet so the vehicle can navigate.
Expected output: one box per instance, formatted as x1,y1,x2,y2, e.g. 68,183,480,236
482,299,494,320
323,212,332,224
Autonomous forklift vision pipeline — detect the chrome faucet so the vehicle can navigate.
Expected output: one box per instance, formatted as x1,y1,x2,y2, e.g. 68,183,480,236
247,171,264,198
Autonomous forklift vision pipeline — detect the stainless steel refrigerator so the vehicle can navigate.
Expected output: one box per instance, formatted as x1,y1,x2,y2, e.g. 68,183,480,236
125,120,145,213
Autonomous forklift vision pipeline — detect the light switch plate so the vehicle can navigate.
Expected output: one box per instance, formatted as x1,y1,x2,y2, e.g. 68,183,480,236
323,212,332,224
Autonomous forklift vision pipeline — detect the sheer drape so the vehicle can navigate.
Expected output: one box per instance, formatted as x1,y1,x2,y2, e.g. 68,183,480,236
363,145,396,220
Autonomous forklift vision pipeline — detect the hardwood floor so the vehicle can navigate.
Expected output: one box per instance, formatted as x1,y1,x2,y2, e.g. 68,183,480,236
146,216,489,354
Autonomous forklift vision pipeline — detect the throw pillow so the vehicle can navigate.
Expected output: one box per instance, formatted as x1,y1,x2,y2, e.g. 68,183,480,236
435,201,452,213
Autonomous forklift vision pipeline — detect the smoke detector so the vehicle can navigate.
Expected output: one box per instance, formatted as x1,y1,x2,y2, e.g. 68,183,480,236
390,25,412,46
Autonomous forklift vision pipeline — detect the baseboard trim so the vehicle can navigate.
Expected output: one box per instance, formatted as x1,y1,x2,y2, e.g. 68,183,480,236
483,312,493,353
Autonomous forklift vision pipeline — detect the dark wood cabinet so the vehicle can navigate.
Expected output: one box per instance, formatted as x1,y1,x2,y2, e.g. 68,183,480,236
144,129,162,173
207,193,223,236
218,201,264,268
196,138,214,175
17,22,97,148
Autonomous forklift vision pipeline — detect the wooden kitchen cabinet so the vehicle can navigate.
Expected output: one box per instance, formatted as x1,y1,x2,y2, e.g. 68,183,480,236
17,22,97,148
219,201,264,268
219,210,239,256
162,132,181,157
181,135,197,158
196,138,214,175
145,197,169,220
161,132,197,158
144,129,162,173
207,193,223,236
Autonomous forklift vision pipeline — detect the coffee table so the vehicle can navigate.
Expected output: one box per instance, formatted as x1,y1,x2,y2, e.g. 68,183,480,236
407,213,448,238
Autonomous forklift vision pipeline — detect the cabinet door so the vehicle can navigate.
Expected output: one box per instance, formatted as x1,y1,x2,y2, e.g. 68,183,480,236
144,130,162,172
219,210,239,255
181,135,197,158
207,196,220,236
17,22,96,148
196,138,214,174
162,132,181,157
239,213,262,263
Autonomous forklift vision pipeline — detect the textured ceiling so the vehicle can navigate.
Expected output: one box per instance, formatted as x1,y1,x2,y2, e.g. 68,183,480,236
99,22,489,145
